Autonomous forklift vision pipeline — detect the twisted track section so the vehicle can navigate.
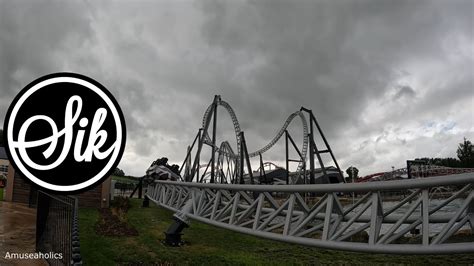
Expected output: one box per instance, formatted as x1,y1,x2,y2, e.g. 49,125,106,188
203,100,242,157
147,173,474,254
202,99,308,181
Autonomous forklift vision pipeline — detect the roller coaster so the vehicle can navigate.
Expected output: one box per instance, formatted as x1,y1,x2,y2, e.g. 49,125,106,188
358,164,474,183
144,95,474,254
178,95,342,185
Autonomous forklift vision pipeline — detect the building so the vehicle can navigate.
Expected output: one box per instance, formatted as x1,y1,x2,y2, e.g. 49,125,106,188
0,147,9,189
3,151,112,208
0,147,9,179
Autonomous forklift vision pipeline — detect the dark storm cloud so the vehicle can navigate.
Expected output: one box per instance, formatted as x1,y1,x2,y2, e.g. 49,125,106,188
0,0,472,176
0,1,94,116
393,85,416,100
198,0,470,129
195,0,473,174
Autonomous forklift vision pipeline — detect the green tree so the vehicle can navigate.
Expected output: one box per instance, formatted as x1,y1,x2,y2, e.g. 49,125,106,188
345,166,359,183
113,167,125,176
457,138,474,167
415,157,461,168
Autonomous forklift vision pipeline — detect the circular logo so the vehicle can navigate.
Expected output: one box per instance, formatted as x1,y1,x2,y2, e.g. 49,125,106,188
3,73,126,193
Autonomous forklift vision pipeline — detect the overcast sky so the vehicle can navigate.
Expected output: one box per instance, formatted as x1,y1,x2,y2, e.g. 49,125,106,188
0,0,473,177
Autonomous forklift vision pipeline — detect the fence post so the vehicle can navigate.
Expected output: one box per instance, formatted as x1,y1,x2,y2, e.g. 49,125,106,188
71,197,82,265
36,192,82,265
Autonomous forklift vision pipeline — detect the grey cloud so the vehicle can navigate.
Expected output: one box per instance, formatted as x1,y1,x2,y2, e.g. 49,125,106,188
394,85,416,100
0,0,472,176
0,0,93,122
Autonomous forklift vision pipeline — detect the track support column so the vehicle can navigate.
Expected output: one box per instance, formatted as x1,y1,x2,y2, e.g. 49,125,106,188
164,192,197,246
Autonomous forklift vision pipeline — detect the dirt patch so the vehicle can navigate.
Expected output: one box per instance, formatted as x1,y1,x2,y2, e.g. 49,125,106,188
95,197,138,237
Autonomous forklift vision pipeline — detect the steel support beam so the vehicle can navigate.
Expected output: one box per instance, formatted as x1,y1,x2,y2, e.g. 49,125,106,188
147,173,474,254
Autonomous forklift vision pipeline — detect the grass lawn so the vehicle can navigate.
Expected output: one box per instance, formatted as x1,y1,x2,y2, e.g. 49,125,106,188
79,199,474,265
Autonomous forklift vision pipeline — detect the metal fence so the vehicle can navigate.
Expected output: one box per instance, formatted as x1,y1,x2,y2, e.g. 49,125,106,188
147,173,474,254
36,191,82,265
115,182,136,197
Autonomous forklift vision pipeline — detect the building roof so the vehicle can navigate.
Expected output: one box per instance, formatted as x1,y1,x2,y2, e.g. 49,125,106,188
0,147,8,160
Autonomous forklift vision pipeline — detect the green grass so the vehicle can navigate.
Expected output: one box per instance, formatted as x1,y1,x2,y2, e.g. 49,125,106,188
79,199,474,265
0,187,3,201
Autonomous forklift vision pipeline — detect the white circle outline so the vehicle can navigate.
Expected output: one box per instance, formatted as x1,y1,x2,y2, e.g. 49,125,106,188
7,76,123,192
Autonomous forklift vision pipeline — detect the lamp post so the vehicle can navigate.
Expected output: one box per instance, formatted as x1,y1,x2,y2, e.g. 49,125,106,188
351,166,355,204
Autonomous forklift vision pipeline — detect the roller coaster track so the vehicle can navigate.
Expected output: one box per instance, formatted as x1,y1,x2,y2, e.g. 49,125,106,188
201,98,308,180
179,95,343,185
147,173,474,254
150,96,474,254
358,166,474,183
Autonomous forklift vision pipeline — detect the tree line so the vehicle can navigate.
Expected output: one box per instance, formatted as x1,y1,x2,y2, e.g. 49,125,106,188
1,128,472,179
345,138,474,182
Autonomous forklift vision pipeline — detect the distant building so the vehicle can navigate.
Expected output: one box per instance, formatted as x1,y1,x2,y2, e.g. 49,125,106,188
0,147,9,178
0,147,9,190
246,165,343,184
3,149,112,208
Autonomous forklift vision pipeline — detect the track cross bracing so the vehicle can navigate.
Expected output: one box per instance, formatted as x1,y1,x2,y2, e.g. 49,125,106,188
147,173,474,254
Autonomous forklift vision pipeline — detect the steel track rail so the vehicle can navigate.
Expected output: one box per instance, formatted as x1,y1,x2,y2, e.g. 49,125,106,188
201,99,308,183
155,173,474,192
147,173,474,254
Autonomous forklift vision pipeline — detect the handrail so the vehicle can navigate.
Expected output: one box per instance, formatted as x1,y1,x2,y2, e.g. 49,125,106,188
155,172,474,192
147,173,474,254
